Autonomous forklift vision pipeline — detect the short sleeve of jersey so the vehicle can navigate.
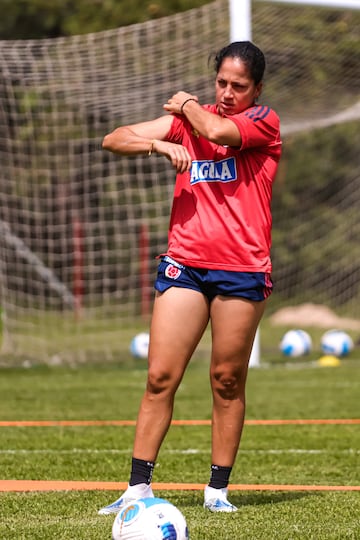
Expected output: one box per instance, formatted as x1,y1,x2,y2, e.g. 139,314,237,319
165,105,216,144
226,105,281,154
165,114,186,144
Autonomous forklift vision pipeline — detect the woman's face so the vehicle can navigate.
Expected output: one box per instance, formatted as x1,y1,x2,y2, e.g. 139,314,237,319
215,57,262,116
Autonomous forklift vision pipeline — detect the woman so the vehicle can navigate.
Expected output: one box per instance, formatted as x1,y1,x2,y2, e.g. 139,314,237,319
99,41,281,514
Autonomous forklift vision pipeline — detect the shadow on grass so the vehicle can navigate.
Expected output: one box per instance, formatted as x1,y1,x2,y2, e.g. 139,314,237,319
232,490,319,507
158,489,319,509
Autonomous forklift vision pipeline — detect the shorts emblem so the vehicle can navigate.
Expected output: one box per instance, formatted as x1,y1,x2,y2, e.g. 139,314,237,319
165,264,181,280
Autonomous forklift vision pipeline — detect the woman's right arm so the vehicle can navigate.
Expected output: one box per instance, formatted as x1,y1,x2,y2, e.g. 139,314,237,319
102,114,192,173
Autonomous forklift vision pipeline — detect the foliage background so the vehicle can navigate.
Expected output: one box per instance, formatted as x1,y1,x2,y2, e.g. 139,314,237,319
0,0,212,40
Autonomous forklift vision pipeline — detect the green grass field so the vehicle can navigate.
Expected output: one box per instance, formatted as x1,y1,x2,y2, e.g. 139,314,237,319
0,344,359,539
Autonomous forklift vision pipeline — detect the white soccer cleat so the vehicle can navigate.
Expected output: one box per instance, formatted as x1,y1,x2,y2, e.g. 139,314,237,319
203,485,238,513
98,483,154,515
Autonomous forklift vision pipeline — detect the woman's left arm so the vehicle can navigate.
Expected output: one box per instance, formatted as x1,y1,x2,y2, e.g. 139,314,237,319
163,91,241,147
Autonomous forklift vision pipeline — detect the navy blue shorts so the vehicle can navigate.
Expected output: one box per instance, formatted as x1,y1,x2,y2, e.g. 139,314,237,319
154,256,273,302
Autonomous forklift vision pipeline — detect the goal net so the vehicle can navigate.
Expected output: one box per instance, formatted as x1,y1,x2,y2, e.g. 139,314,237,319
0,0,359,364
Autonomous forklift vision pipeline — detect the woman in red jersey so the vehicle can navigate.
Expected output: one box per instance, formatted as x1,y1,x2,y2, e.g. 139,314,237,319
99,41,281,514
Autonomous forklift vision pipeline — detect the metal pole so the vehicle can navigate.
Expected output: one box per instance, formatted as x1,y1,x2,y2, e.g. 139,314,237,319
258,0,360,8
228,1,260,367
229,0,252,41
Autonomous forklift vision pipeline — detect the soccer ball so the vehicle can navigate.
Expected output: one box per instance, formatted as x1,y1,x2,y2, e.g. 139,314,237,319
280,329,312,357
130,332,150,359
112,497,189,540
320,329,353,357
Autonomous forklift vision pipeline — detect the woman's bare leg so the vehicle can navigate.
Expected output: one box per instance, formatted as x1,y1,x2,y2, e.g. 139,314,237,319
133,287,210,461
209,296,266,466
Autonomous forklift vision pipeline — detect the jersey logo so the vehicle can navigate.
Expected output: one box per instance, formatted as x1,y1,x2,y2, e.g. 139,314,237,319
190,157,237,185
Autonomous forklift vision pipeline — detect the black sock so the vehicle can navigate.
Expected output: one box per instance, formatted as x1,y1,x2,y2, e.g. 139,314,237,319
129,457,155,486
208,464,232,489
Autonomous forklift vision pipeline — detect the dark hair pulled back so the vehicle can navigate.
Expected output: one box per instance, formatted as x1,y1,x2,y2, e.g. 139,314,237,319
212,41,265,85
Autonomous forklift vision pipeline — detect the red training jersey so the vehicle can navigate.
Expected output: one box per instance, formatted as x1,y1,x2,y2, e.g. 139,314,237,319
163,103,282,272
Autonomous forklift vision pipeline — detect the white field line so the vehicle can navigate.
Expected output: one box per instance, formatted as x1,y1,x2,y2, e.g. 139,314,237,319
0,448,358,455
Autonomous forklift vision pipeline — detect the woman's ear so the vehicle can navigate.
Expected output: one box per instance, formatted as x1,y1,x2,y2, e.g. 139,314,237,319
255,82,263,100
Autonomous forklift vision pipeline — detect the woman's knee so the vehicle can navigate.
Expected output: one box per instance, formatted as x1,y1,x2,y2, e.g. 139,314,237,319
146,367,178,396
211,365,246,400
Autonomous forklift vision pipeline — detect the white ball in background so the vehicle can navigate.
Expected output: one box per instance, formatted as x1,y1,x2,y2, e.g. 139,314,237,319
280,329,312,357
320,329,353,357
130,332,150,359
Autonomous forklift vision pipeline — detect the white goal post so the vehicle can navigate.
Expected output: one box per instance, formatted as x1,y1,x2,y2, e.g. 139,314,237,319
260,0,360,6
228,0,261,367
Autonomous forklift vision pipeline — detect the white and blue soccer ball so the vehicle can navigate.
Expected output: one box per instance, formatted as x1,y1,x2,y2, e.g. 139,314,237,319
112,497,189,540
320,329,354,357
130,332,150,359
280,329,312,357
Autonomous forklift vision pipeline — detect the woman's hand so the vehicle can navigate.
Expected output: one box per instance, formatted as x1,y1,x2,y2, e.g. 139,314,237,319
153,139,192,173
163,91,198,115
